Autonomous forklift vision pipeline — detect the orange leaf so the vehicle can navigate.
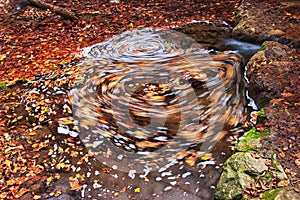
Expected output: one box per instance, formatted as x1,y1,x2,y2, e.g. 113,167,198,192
14,188,28,198
70,179,82,191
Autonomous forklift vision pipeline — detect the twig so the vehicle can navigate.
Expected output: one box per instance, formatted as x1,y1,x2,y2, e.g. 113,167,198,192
27,0,78,20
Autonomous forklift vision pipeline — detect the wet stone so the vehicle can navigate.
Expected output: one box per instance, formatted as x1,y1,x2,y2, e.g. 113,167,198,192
232,0,300,47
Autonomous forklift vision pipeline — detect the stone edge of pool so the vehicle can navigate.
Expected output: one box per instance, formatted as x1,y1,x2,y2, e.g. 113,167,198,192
213,0,300,199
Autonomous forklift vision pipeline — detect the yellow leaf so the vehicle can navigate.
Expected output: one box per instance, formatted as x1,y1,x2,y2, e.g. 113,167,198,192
0,54,6,61
47,176,53,182
75,173,85,181
7,179,16,186
33,195,42,199
114,192,119,197
134,187,140,193
201,154,213,161
21,166,27,172
29,131,37,136
0,192,8,199
39,115,45,122
5,159,12,166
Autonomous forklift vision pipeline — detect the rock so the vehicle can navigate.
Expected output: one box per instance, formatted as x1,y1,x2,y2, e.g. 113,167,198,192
235,137,262,152
217,38,299,199
214,152,268,200
262,188,300,200
212,1,300,199
275,189,300,200
271,159,288,180
246,41,299,182
173,21,231,49
215,151,289,200
269,29,285,36
214,179,243,200
232,0,300,47
246,41,299,108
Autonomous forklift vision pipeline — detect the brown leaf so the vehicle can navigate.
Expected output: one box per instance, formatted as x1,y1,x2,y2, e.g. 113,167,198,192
295,158,300,167
277,179,290,187
14,188,29,198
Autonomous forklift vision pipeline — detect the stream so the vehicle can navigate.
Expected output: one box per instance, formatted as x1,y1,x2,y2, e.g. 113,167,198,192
66,27,260,199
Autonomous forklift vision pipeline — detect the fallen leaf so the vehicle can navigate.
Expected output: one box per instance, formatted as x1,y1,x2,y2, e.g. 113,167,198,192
14,188,28,198
295,158,300,167
277,179,290,187
134,187,140,193
70,179,82,191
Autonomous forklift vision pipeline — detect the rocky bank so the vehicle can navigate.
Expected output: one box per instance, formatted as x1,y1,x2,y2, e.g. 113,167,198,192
214,0,299,199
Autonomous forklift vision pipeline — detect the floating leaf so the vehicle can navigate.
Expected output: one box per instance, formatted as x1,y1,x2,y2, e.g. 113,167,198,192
134,187,140,193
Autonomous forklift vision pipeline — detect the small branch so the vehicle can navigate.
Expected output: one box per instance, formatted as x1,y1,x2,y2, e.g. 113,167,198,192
27,0,78,20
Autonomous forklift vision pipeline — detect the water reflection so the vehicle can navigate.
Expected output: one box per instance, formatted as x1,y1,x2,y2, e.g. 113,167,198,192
70,28,247,199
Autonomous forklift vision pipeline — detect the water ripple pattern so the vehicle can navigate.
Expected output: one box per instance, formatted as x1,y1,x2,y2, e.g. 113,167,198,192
70,28,246,174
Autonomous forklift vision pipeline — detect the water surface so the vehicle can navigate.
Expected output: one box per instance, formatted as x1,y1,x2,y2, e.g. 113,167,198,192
69,28,247,199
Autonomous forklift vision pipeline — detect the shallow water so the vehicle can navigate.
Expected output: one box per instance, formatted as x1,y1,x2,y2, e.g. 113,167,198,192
69,28,248,199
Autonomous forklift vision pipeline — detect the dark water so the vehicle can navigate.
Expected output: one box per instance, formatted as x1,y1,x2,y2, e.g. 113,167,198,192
67,28,253,199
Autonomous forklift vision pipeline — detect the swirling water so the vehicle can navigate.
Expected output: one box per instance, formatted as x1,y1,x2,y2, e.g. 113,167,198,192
70,28,247,199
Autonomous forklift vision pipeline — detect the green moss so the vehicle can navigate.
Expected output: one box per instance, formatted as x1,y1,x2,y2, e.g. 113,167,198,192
239,145,252,152
241,127,268,143
235,125,269,152
263,172,274,181
259,44,266,51
262,189,280,200
271,159,281,168
257,109,265,117
0,82,6,91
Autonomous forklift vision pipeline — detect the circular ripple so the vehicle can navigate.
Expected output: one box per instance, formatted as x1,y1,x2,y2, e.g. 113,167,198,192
83,28,205,61
71,28,246,173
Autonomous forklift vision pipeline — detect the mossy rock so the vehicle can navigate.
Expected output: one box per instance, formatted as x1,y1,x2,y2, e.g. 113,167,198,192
214,178,243,200
235,126,267,152
262,189,281,200
214,152,268,200
261,189,300,200
235,137,262,152
274,189,300,200
214,150,289,200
